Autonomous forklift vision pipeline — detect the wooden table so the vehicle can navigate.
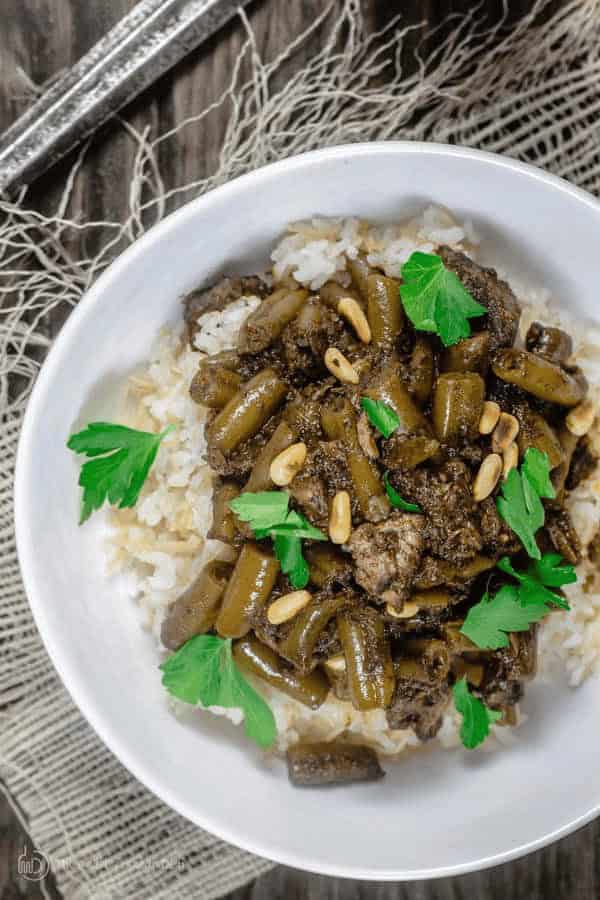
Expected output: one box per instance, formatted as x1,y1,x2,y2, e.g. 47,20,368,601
1,0,597,897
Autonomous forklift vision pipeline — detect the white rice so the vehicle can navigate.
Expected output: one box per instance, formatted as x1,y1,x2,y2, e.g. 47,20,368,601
107,205,600,755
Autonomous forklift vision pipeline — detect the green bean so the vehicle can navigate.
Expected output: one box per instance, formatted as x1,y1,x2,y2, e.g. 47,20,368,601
491,349,586,406
279,594,347,673
394,659,430,682
208,481,240,543
383,435,440,469
215,543,279,638
319,281,364,311
305,544,352,588
347,448,390,521
402,637,451,681
453,659,485,687
337,609,395,710
432,372,485,441
442,622,481,654
414,555,495,589
238,288,309,352
440,331,490,374
190,363,241,409
161,561,234,650
321,399,356,442
233,635,329,709
365,364,431,434
348,254,373,300
408,337,435,405
366,273,404,347
244,421,297,493
411,590,455,610
286,741,384,785
552,423,580,495
321,400,389,520
207,368,287,454
525,322,573,364
514,405,564,470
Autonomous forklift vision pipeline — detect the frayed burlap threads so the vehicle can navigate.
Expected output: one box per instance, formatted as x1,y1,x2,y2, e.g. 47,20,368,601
2,1,600,896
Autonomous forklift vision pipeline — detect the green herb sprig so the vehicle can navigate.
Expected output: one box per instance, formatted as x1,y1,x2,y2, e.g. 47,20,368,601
360,397,400,439
67,422,175,523
229,491,326,589
496,448,555,560
453,677,502,749
399,252,486,347
460,552,573,650
160,635,276,748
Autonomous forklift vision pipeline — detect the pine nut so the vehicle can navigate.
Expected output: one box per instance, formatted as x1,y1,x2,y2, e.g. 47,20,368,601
337,296,372,343
492,412,519,452
478,400,501,434
386,600,419,619
267,590,311,625
324,654,346,673
269,442,307,486
324,348,359,384
566,399,595,436
329,490,352,544
503,442,519,477
473,453,503,501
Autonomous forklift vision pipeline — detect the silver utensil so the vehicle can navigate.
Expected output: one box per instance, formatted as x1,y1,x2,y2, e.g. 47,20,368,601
0,0,253,195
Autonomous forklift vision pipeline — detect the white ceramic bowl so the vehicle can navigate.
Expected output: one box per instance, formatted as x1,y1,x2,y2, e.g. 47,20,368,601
15,143,600,880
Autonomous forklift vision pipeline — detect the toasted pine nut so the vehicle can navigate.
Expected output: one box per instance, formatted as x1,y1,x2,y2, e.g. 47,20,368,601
337,297,372,343
329,490,352,544
386,600,419,619
269,442,307,486
566,399,595,437
324,347,359,384
492,412,520,452
324,654,346,673
478,401,501,435
473,453,503,501
503,442,519,477
267,590,311,625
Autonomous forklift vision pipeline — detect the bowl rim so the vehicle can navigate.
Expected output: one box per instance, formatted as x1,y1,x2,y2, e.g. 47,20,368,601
14,140,600,881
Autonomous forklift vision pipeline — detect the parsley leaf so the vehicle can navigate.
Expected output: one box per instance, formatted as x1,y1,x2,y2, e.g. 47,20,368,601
229,491,290,531
160,634,276,748
461,585,554,650
67,421,175,523
453,677,502,749
274,534,310,589
521,447,556,499
497,555,571,611
528,553,577,588
229,491,325,588
360,398,400,439
496,466,544,560
399,252,486,348
383,472,421,512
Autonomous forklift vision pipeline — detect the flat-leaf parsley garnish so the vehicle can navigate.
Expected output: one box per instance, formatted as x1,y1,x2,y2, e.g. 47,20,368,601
497,554,572,611
453,677,502,749
360,397,400,439
67,421,175,523
229,491,326,589
496,449,555,560
383,472,421,512
160,635,276,748
399,252,486,347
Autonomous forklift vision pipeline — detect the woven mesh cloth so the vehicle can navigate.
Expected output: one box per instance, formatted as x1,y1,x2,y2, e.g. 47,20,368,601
2,1,600,896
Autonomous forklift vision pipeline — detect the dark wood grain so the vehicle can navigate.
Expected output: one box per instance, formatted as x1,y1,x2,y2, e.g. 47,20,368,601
0,0,596,898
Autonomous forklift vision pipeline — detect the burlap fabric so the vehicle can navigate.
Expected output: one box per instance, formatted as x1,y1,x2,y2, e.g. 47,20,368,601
2,1,600,896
